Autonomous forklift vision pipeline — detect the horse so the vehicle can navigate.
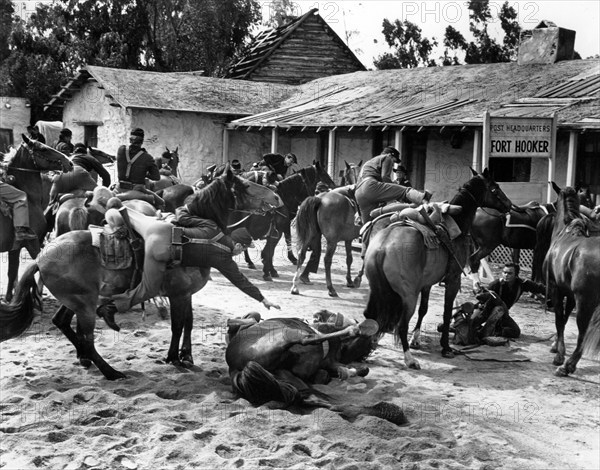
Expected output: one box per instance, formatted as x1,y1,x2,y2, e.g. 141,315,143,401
469,202,556,280
0,170,282,380
290,162,365,297
231,163,336,281
362,168,512,368
542,186,600,376
54,187,113,236
239,169,278,188
225,312,408,425
147,147,181,192
0,136,73,301
339,160,362,186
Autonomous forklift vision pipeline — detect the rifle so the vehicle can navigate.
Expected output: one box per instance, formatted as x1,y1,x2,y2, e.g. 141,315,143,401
418,206,469,277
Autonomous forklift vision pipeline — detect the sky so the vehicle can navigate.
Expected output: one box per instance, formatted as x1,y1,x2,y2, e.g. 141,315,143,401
268,1,600,68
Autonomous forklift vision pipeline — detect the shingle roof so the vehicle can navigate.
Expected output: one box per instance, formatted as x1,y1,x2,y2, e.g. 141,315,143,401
45,66,297,115
230,59,600,129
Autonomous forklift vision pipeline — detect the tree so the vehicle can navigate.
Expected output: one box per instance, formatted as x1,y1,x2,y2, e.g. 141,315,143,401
0,0,261,122
373,19,437,69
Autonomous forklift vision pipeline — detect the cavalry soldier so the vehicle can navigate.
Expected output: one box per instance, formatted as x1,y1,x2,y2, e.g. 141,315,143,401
54,128,74,155
71,143,112,187
355,146,431,224
394,164,412,187
115,128,164,208
261,153,297,180
231,159,244,176
0,155,39,241
27,125,46,144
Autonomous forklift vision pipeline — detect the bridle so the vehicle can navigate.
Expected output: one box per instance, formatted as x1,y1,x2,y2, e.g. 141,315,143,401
8,144,62,174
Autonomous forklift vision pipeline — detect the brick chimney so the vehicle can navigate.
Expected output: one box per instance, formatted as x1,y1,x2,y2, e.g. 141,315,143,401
518,20,576,65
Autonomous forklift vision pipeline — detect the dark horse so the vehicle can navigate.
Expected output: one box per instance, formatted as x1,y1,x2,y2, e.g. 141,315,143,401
0,170,281,380
0,136,73,300
543,186,600,376
230,163,336,281
290,163,363,297
226,313,407,425
147,147,181,192
363,169,512,367
469,202,556,282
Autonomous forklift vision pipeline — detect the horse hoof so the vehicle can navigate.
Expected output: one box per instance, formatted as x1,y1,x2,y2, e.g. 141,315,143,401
409,341,421,350
107,370,126,380
442,349,455,359
270,270,279,278
553,354,564,366
299,276,313,285
290,286,300,295
79,358,92,368
346,280,355,288
180,355,194,367
328,290,339,297
353,277,362,288
550,345,558,353
356,366,369,377
247,263,256,270
408,361,421,370
288,256,298,266
555,366,569,377
263,274,273,282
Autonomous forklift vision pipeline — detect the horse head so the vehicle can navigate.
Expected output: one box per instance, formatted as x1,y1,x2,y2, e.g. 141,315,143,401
313,160,336,189
87,146,115,165
20,135,73,173
554,186,587,237
342,160,362,186
468,167,512,213
220,165,282,214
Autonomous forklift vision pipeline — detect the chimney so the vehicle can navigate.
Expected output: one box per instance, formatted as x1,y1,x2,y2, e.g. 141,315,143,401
518,21,576,65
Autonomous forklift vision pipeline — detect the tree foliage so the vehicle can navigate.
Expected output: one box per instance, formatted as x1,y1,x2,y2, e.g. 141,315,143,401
373,19,437,69
0,0,261,122
374,0,522,69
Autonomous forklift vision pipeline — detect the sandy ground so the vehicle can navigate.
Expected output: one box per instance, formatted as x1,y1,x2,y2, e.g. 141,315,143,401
1,240,599,470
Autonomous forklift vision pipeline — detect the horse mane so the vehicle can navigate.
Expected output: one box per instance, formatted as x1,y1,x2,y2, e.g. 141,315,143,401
186,178,234,231
559,187,588,236
449,175,485,210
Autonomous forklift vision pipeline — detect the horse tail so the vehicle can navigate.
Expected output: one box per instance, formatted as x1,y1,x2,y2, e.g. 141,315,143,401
532,213,555,282
69,206,89,231
0,263,41,342
295,196,321,249
363,243,404,343
582,304,600,360
230,361,302,406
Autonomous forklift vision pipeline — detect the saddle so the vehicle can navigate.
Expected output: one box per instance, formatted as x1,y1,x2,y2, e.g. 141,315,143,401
505,205,549,231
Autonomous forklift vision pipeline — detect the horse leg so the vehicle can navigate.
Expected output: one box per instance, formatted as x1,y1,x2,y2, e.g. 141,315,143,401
180,295,195,365
468,244,493,289
244,249,256,270
290,245,310,295
344,240,355,288
410,287,431,349
261,241,275,281
512,248,521,265
440,277,461,358
75,306,125,380
300,236,321,284
166,294,194,367
551,291,569,365
557,297,593,377
283,225,297,266
52,305,91,367
398,296,420,369
5,250,20,302
323,240,339,297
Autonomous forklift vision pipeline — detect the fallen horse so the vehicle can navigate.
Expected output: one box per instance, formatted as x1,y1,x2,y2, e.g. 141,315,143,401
225,312,408,425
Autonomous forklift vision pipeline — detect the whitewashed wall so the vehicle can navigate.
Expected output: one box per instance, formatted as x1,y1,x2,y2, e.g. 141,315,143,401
0,97,30,148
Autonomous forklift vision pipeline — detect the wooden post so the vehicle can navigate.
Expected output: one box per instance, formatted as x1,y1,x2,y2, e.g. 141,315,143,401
395,128,403,158
327,128,336,177
271,127,278,153
482,110,491,170
472,128,482,172
222,127,230,164
547,113,558,203
566,130,578,187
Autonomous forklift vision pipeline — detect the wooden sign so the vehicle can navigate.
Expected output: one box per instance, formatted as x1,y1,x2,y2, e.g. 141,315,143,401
489,116,553,158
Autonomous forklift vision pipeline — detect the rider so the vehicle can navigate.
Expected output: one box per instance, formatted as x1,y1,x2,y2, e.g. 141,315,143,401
0,155,39,241
231,159,244,176
155,150,175,176
471,263,546,339
355,147,432,224
115,128,164,209
54,128,74,155
71,143,111,187
394,164,412,187
261,153,297,180
27,125,46,144
97,201,280,331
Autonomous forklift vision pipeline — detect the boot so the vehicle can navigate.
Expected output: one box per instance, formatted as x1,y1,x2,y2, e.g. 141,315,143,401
97,302,120,331
14,227,38,241
406,188,433,205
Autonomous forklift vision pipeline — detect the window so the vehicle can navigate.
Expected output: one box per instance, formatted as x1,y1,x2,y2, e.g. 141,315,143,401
576,133,600,196
0,128,14,153
489,157,531,182
84,125,98,147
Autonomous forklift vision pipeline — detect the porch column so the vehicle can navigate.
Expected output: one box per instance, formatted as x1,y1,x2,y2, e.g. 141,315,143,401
222,127,230,164
566,130,578,187
547,113,558,203
271,127,278,153
482,111,490,170
327,128,336,177
472,128,482,172
394,128,403,156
